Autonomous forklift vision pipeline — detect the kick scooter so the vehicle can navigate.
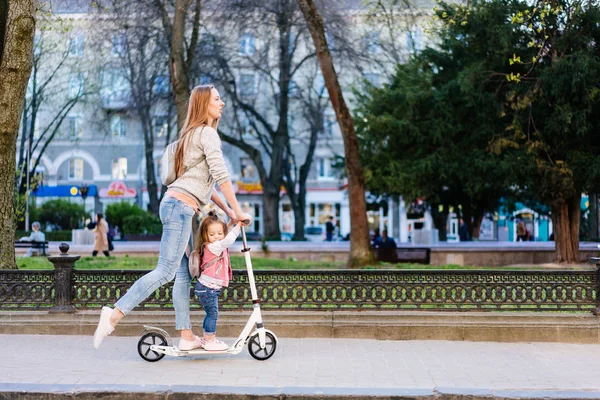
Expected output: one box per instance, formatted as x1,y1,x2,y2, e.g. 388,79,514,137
136,221,278,362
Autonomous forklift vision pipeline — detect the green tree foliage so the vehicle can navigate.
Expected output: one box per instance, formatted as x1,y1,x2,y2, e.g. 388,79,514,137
356,0,600,260
497,0,600,261
123,213,162,236
38,199,87,230
105,201,161,236
355,0,523,239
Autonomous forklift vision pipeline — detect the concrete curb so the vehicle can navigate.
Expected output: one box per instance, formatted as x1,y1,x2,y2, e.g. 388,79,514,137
1,310,599,343
2,383,600,399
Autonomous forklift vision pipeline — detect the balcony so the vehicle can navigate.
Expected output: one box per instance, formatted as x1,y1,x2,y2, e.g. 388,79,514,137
101,91,132,110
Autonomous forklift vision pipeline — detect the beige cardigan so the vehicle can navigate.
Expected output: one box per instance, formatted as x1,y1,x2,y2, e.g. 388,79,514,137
167,126,231,208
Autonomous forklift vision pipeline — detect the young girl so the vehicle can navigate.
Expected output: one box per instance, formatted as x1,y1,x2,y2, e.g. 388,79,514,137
192,212,242,351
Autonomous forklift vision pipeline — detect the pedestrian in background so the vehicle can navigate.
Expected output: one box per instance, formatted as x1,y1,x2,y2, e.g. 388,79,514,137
19,221,46,257
92,213,110,257
325,216,335,241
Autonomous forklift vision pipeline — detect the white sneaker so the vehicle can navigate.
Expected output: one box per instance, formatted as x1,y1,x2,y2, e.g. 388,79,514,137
178,335,204,351
93,306,115,349
203,339,228,351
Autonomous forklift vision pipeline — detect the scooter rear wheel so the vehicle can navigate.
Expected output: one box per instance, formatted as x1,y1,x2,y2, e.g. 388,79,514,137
138,332,167,362
248,331,277,361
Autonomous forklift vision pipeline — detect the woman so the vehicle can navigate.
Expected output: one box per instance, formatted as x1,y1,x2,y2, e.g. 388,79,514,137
92,213,110,257
93,85,252,350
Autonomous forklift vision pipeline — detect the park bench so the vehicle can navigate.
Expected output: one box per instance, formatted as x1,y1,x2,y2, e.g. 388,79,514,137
14,240,49,256
373,247,431,264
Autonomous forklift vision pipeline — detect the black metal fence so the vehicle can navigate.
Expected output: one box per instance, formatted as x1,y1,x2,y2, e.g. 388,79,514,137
2,268,599,313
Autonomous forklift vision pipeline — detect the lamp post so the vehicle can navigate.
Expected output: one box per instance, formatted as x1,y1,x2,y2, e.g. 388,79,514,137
80,183,89,221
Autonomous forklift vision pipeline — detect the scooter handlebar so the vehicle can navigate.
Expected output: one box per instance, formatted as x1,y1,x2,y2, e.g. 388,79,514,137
241,219,251,226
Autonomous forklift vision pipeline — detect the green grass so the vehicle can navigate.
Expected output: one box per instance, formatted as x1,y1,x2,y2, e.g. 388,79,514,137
16,255,580,271
16,255,348,270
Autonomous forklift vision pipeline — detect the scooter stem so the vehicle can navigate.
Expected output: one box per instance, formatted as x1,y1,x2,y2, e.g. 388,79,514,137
240,225,259,302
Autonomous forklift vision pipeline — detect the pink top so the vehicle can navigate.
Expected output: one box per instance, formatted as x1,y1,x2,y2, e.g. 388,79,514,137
198,225,240,289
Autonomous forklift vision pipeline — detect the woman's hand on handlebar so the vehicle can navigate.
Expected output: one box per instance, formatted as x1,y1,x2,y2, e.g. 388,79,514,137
236,212,252,226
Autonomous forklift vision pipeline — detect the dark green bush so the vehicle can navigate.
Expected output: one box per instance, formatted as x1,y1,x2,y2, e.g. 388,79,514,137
105,202,148,235
123,213,162,235
38,199,87,230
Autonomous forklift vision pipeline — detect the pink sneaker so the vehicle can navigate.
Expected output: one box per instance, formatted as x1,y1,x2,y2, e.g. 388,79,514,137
203,338,228,351
178,335,204,351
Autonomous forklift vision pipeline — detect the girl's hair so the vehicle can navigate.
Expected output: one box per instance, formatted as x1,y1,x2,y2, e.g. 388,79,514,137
97,213,104,222
194,212,228,258
175,85,220,177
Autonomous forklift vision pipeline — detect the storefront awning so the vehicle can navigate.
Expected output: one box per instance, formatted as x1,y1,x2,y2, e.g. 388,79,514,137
33,185,98,197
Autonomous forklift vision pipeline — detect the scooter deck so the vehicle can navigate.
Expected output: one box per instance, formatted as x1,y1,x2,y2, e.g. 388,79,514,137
150,345,243,357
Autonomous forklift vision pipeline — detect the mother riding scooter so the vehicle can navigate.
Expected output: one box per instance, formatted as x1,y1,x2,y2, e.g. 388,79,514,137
93,84,253,351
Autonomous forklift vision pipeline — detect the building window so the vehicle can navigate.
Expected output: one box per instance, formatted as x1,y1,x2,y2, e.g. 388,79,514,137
323,113,336,136
240,158,256,179
112,157,127,180
363,31,379,54
317,158,335,179
239,33,256,56
33,34,41,57
111,115,126,137
68,34,85,57
153,75,169,96
102,70,130,101
239,73,256,97
325,31,335,51
112,34,126,57
406,28,423,52
198,74,212,85
67,116,82,139
153,115,168,138
288,114,295,135
68,158,84,180
289,80,299,97
241,115,255,137
68,73,84,98
200,33,216,55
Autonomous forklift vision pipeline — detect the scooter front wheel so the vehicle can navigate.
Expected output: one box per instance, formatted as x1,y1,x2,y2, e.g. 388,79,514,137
138,332,167,362
247,331,277,361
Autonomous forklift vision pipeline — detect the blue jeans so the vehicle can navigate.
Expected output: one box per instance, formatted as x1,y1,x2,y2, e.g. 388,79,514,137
114,196,196,330
195,282,221,335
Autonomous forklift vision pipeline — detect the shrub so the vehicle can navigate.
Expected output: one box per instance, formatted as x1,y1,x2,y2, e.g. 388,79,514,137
105,202,148,235
123,213,162,235
38,199,87,230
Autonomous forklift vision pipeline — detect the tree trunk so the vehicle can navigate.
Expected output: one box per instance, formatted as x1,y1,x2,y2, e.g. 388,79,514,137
0,0,7,64
262,190,281,240
170,1,189,130
293,182,307,241
431,203,448,241
471,214,484,241
296,0,373,268
0,0,35,269
140,109,160,215
552,194,581,263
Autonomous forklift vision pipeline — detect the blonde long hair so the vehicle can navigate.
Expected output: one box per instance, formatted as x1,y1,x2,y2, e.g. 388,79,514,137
194,213,228,259
175,85,220,177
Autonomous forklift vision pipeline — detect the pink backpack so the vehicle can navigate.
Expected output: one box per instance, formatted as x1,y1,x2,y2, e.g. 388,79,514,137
187,246,222,278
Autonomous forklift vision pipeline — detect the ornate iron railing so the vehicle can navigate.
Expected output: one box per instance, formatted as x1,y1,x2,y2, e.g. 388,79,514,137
0,270,55,309
1,268,599,312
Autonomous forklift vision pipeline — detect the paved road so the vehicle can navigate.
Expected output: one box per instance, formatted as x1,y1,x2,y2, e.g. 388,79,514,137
1,334,600,398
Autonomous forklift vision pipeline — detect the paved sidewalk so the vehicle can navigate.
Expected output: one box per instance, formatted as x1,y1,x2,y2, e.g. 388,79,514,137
1,334,600,399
